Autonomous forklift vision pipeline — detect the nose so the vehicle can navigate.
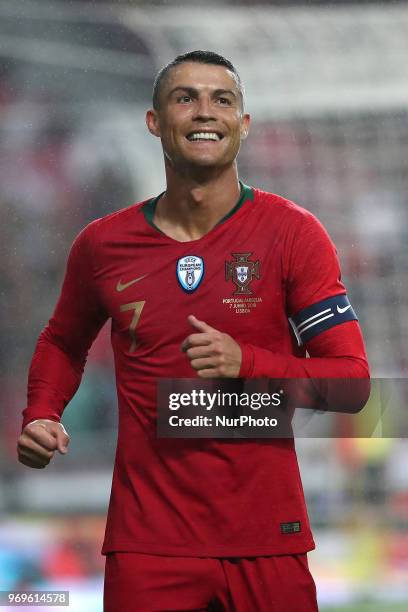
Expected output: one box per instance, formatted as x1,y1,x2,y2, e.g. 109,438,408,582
193,95,215,121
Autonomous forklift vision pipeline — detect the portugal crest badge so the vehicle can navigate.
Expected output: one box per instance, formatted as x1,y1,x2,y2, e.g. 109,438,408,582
176,255,204,292
225,252,260,295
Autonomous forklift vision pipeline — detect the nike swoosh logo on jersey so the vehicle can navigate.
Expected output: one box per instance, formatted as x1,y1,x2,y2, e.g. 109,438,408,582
337,304,351,314
116,275,148,292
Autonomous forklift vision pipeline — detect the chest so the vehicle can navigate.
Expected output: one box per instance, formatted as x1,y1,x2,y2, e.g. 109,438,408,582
95,228,290,352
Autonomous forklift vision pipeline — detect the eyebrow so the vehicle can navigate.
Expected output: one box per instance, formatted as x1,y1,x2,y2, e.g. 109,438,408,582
167,86,237,100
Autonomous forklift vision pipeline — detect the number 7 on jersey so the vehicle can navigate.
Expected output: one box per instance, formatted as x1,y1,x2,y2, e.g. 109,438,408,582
120,301,146,352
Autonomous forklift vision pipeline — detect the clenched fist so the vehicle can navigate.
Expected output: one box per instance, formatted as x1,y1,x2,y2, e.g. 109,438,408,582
17,419,70,469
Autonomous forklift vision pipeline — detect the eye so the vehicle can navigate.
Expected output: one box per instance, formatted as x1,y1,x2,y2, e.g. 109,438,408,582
217,97,232,105
177,95,192,103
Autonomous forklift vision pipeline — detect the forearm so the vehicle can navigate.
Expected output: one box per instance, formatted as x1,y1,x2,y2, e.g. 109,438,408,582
22,328,86,430
239,346,369,379
238,322,370,413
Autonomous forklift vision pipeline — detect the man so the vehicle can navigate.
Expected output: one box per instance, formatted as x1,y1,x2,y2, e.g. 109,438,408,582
18,51,369,611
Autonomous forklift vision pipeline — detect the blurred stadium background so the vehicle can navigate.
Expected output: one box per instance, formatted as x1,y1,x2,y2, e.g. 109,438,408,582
1,0,407,610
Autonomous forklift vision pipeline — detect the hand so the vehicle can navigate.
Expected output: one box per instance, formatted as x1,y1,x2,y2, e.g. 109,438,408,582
17,419,70,469
181,315,242,378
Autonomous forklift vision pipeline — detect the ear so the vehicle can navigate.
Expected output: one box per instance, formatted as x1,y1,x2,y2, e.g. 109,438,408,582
240,113,251,140
146,109,161,137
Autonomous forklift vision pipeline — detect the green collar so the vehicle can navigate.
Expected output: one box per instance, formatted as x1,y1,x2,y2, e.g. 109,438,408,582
142,181,254,232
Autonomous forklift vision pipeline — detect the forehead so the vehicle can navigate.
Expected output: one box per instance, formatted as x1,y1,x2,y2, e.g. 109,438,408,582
164,61,240,95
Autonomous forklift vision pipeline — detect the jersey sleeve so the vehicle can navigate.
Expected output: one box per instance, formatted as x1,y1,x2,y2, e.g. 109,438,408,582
238,210,370,411
22,224,108,430
285,211,356,339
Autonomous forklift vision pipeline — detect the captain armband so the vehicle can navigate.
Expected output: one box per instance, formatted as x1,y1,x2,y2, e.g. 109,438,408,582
289,294,358,346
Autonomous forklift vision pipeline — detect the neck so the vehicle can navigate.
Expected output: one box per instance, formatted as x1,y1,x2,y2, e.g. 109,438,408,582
154,162,241,241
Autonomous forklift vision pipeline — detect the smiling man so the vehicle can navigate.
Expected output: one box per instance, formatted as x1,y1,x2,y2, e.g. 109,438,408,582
18,51,369,611
145,55,250,245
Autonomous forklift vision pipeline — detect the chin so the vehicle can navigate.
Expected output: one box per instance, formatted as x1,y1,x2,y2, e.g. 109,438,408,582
187,151,234,166
182,155,221,168
191,158,221,167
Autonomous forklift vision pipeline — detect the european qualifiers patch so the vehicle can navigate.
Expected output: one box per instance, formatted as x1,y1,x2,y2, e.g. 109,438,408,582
223,252,262,315
280,521,301,535
176,255,204,293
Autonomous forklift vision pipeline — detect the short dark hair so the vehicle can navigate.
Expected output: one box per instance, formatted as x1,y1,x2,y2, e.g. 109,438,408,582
152,50,245,111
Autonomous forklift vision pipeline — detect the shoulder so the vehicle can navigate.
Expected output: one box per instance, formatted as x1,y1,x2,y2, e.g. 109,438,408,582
251,186,330,240
253,186,317,224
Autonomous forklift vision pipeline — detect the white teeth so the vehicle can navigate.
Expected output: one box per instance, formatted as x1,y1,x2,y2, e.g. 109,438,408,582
188,132,220,141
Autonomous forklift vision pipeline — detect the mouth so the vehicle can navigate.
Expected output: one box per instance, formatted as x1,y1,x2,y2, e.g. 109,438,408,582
186,131,224,142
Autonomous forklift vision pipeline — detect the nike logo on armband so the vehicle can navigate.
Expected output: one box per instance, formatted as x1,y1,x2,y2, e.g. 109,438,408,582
337,304,352,314
116,275,148,292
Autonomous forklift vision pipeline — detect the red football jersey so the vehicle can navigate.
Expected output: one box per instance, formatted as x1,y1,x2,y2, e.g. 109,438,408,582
23,184,368,557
